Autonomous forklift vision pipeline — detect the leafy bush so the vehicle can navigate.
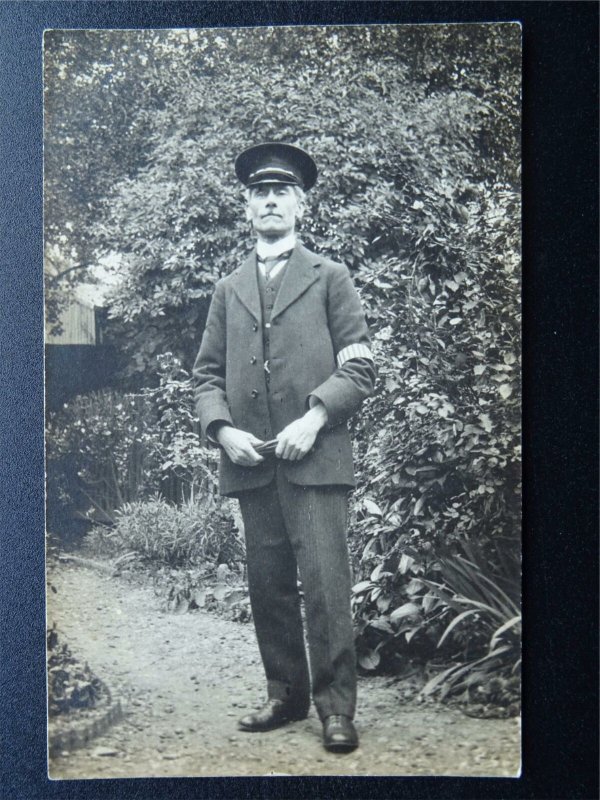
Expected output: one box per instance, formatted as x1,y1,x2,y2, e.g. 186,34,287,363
352,554,439,673
154,565,252,622
45,25,520,379
47,625,109,716
419,540,520,711
351,538,520,713
46,354,219,526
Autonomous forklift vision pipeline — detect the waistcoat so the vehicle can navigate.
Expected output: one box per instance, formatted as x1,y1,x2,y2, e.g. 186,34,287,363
257,261,288,409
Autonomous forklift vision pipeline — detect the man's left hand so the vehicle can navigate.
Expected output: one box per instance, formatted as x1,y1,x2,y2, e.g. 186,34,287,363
276,404,328,461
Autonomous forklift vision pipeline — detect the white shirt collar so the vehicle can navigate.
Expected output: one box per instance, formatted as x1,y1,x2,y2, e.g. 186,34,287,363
256,233,296,260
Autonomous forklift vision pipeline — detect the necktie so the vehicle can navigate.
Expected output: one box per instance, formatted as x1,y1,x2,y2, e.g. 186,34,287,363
257,249,293,280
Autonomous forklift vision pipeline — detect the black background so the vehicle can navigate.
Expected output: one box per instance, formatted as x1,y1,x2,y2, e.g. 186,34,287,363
1,3,597,798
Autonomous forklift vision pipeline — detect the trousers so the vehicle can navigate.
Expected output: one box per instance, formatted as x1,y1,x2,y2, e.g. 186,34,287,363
237,464,357,721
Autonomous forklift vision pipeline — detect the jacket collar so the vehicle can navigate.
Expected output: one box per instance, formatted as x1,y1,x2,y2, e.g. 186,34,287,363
232,242,320,322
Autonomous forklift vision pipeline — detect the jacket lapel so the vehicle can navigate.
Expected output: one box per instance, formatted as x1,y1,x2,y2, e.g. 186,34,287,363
271,244,320,321
231,251,261,321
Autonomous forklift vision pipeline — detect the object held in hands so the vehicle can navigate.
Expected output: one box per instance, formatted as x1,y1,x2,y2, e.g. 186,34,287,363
254,439,278,457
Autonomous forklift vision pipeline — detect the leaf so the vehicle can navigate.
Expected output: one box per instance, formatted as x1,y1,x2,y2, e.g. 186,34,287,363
193,589,207,608
368,618,394,634
405,578,423,597
437,609,480,648
364,498,383,517
422,592,438,614
361,537,378,560
405,627,420,643
421,664,462,696
352,580,374,595
421,646,512,698
213,583,227,601
498,383,513,399
473,364,486,376
390,602,420,624
358,649,381,670
490,615,522,650
478,413,493,432
449,318,462,325
398,553,416,574
222,588,247,608
377,594,392,613
413,495,426,516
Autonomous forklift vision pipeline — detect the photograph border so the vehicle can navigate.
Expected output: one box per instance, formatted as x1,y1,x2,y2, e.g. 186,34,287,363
1,2,598,799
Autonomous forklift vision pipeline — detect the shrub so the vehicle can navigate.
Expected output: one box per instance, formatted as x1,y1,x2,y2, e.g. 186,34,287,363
351,537,520,714
47,625,109,716
46,354,219,528
419,540,520,711
86,493,243,569
155,566,252,622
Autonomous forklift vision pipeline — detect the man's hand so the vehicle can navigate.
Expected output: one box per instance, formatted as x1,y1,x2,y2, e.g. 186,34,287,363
217,426,264,467
276,404,328,461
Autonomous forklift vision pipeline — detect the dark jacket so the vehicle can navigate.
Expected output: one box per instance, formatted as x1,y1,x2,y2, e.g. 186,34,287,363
192,243,375,496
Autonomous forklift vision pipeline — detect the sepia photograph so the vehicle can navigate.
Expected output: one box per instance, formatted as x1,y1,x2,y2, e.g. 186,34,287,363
44,23,522,778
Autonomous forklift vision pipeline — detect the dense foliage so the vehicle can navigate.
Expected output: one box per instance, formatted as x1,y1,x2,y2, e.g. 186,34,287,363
45,25,519,377
47,625,109,716
46,354,216,525
45,25,521,700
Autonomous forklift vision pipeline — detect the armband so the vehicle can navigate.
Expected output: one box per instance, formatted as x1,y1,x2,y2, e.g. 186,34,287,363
336,343,373,368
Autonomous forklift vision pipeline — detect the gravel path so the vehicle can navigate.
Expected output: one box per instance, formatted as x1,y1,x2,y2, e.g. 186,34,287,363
47,562,520,778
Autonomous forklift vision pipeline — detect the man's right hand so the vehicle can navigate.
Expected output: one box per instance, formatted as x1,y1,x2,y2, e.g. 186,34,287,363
216,426,265,467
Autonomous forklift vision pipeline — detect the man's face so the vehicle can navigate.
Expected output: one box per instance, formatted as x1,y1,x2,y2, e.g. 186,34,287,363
246,183,300,241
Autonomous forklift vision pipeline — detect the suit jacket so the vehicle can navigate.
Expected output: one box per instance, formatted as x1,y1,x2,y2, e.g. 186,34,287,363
192,243,375,496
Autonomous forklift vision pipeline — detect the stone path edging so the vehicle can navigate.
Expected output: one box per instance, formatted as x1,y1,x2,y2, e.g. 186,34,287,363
48,696,124,757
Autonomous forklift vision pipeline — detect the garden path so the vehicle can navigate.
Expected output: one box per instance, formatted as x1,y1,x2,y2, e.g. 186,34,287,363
47,562,520,779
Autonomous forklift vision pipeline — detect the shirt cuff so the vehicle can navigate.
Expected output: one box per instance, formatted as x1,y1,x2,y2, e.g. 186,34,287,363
206,420,231,445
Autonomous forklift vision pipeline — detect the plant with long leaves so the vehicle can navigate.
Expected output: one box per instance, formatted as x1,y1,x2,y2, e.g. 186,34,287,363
420,541,520,706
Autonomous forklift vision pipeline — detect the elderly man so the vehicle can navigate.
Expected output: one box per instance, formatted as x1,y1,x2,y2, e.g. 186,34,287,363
192,143,375,752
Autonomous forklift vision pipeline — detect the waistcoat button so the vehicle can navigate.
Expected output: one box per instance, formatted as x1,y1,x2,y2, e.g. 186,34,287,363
251,389,259,398
252,323,258,332
250,356,257,364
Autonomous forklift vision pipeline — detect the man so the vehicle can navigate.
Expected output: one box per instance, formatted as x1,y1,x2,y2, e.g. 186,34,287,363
192,142,376,753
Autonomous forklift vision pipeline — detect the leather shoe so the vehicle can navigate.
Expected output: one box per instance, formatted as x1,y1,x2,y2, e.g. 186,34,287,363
238,699,308,732
322,715,359,752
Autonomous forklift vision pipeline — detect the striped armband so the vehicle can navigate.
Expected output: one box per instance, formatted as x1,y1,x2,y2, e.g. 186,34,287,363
336,343,374,367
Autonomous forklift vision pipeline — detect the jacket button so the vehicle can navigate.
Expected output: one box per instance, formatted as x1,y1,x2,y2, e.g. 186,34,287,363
252,323,258,332
250,356,257,364
251,389,259,398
